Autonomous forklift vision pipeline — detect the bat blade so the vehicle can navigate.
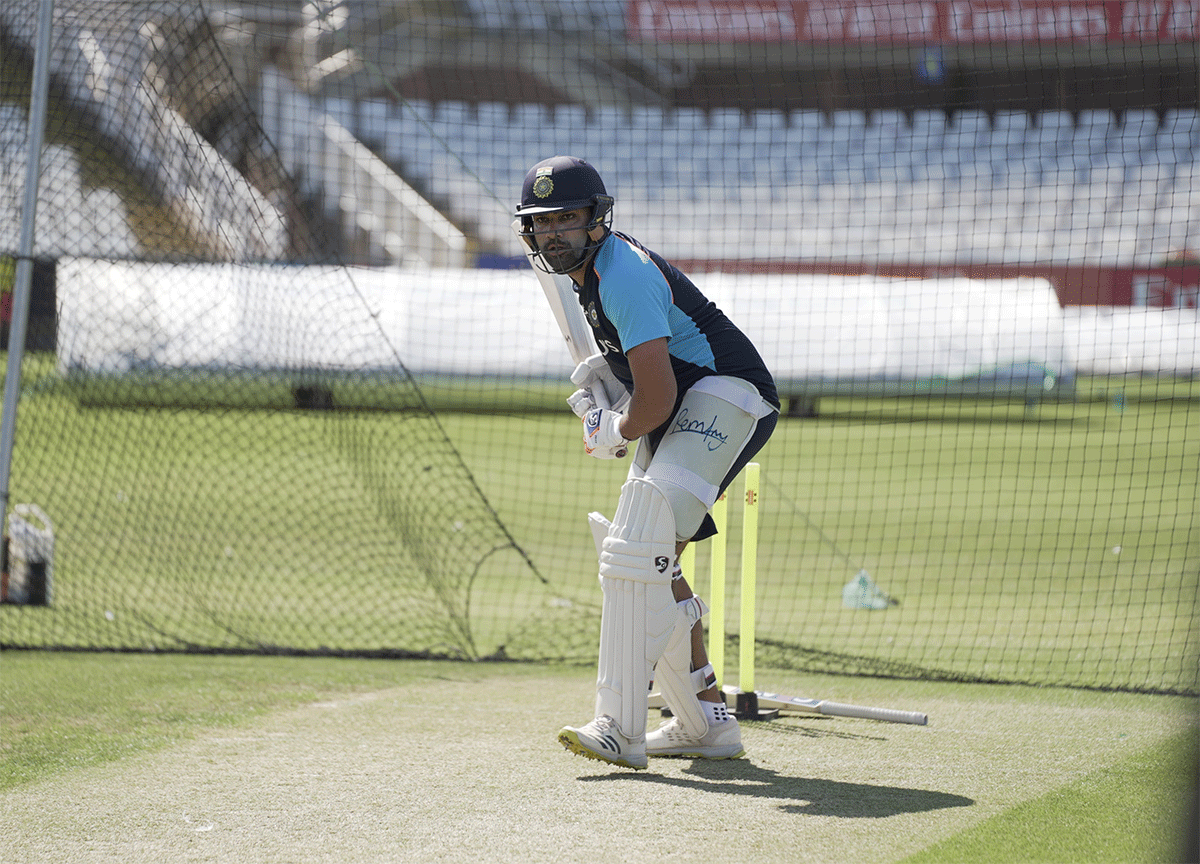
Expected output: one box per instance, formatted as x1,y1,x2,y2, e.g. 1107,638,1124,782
514,218,593,365
514,219,615,414
756,690,929,725
649,689,928,726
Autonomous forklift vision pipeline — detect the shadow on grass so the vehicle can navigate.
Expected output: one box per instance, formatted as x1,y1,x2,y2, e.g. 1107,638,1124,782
743,718,891,742
579,754,974,817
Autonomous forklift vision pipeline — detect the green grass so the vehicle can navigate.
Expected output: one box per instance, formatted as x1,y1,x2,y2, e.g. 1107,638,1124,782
0,651,420,791
903,730,1199,863
2,353,1197,692
1,651,1196,863
438,392,1199,690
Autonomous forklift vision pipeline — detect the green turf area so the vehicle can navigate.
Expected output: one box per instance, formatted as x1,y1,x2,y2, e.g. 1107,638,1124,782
1,353,1196,693
904,729,1199,863
0,651,420,791
0,652,448,792
1,651,1195,863
438,393,1199,690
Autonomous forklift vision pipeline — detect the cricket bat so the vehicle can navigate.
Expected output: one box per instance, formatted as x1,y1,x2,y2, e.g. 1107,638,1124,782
648,688,928,726
513,217,628,451
747,689,928,725
513,219,596,370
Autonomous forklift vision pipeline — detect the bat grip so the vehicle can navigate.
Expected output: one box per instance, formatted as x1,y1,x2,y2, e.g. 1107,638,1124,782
591,384,612,411
818,701,928,726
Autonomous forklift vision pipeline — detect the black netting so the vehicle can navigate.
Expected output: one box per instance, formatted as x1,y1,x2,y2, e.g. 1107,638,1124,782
1,0,1195,693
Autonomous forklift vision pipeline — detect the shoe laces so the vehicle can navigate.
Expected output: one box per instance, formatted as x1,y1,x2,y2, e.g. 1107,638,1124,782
592,714,618,732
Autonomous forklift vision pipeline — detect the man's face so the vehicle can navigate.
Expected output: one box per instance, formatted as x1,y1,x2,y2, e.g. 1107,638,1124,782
531,208,591,274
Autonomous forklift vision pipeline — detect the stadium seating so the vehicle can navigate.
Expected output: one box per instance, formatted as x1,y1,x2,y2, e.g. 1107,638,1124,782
315,97,1198,266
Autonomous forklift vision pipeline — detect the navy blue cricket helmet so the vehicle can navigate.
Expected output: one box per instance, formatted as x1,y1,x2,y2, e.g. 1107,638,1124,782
514,156,614,275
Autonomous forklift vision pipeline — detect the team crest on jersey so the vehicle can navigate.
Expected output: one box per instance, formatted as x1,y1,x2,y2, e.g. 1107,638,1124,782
586,302,600,326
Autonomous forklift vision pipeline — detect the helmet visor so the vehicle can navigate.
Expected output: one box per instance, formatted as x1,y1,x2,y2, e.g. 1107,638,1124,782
514,198,595,217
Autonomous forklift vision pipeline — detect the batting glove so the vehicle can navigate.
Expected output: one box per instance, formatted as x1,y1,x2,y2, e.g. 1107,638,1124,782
566,387,597,420
571,353,630,413
583,407,628,459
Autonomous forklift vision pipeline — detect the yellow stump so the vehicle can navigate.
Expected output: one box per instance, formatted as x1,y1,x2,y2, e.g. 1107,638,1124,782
708,491,727,686
739,462,760,694
678,543,695,588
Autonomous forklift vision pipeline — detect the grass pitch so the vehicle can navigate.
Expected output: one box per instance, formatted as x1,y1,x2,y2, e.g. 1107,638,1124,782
0,358,1196,860
0,651,1195,863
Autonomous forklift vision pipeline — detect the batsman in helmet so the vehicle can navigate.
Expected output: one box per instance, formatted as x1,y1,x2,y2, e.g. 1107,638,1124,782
515,156,780,769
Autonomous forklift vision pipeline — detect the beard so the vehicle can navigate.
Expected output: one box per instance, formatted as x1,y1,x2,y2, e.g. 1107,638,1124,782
540,238,586,273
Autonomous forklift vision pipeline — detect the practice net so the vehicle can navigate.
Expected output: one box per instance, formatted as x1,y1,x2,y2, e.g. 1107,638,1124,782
1,0,1196,695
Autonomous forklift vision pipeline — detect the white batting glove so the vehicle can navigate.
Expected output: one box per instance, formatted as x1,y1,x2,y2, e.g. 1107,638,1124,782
566,387,597,420
571,353,630,413
570,353,611,389
583,407,628,459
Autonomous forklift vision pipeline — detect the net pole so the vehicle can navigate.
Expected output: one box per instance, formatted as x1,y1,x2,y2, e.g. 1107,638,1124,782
0,0,55,516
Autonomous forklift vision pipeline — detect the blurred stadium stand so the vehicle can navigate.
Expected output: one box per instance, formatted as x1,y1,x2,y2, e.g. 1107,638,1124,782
2,0,1196,288
318,95,1198,268
250,0,1196,276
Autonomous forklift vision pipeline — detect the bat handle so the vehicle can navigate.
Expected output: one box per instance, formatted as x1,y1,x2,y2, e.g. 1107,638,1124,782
819,701,928,725
591,383,612,411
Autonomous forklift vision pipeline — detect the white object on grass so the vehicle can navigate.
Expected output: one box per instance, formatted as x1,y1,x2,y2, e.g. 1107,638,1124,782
842,569,897,610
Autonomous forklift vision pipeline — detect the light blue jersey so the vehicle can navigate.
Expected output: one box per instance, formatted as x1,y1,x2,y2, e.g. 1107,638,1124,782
576,232,778,410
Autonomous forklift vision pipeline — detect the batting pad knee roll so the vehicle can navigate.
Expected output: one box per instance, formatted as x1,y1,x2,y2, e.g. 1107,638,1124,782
599,478,677,584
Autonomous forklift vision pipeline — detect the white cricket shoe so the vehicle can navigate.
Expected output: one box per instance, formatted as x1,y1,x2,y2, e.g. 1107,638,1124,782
645,716,746,760
557,715,647,770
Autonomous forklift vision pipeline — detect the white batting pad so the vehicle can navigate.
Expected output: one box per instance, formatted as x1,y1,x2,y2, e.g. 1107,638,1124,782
594,478,678,739
654,595,714,739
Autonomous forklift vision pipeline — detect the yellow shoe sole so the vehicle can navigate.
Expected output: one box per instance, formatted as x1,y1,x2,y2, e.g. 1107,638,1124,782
557,728,647,770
